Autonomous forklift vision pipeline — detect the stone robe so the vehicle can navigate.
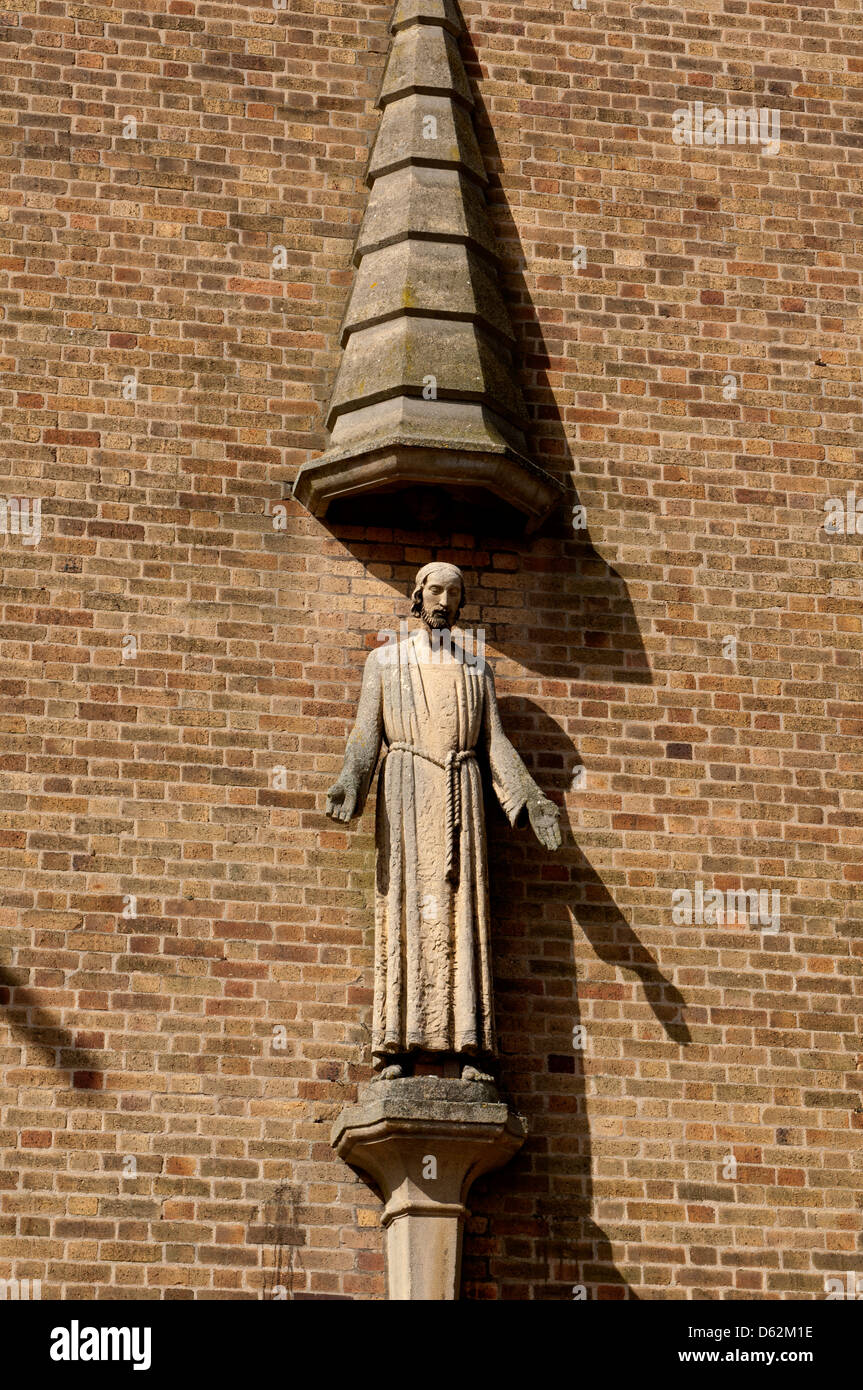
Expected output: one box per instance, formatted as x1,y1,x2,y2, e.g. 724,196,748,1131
338,629,544,1063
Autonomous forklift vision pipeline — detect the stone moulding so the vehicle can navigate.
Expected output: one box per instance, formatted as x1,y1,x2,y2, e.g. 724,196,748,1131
332,1077,526,1300
292,0,564,533
293,438,559,534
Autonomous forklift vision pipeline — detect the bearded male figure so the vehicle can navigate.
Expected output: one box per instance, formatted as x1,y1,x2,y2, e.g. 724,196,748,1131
326,563,562,1082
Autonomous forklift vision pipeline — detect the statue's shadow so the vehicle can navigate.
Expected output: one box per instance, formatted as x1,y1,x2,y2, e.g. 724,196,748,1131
462,701,690,1301
446,44,689,1300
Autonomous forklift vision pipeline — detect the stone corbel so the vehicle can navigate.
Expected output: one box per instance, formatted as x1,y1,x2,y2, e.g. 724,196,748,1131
332,1076,526,1300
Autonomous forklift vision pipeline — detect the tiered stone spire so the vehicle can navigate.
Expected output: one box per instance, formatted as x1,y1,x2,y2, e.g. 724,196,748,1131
293,0,562,532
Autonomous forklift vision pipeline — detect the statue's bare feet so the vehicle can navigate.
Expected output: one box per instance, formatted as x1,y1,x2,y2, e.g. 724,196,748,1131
374,1063,404,1081
461,1064,493,1083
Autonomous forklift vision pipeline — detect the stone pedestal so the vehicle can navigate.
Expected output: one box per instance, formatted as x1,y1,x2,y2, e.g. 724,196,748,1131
332,1076,526,1300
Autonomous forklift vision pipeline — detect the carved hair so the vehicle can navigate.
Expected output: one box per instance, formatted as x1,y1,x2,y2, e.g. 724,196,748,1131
410,563,466,620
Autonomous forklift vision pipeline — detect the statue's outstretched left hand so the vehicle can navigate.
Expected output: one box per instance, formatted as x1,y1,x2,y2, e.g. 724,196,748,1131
527,794,562,850
326,776,358,822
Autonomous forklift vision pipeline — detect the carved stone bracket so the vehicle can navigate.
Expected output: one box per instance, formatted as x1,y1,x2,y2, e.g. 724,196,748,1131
332,1076,526,1300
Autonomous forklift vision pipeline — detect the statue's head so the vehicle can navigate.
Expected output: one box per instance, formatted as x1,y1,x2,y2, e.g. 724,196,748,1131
410,562,465,631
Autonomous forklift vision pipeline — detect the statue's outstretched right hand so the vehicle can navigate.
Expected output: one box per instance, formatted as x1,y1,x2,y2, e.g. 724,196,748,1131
326,778,358,822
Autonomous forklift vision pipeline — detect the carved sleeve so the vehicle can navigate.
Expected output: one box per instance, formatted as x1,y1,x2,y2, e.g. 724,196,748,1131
482,663,543,828
339,649,384,816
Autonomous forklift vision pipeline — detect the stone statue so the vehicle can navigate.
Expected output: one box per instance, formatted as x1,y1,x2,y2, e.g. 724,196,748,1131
326,562,561,1083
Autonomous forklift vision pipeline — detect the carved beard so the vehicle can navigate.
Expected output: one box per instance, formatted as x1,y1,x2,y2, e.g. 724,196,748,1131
421,602,450,630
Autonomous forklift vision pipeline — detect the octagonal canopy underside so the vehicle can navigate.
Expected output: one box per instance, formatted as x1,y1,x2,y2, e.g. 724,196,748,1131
293,440,561,534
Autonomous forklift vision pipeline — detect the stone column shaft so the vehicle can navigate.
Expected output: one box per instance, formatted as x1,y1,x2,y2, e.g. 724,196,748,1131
332,1077,526,1300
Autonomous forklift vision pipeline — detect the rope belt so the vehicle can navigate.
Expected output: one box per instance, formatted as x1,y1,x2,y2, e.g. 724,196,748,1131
386,741,476,886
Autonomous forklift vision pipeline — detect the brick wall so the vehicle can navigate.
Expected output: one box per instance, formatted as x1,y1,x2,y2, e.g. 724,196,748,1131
1,0,861,1300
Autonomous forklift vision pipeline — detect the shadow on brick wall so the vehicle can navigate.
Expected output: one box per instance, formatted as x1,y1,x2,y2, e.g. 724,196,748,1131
0,962,105,1089
461,701,690,1299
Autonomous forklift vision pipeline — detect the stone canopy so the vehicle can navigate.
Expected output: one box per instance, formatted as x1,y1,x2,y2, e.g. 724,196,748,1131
292,0,563,533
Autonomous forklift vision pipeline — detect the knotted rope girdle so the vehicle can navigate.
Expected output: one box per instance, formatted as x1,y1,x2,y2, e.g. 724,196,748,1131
386,741,476,886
